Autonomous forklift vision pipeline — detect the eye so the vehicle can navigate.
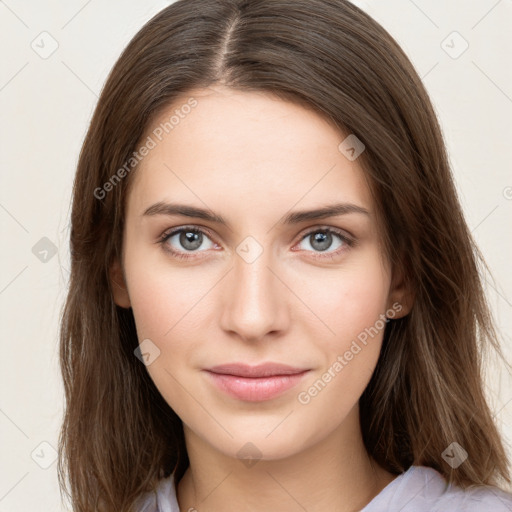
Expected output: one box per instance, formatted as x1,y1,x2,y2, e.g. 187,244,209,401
293,227,355,258
158,226,218,260
158,225,356,262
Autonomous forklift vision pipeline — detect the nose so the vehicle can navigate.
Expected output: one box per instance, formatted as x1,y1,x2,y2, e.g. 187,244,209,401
219,246,290,343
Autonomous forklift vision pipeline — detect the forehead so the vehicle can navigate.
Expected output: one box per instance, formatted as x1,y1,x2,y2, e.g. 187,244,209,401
126,86,373,221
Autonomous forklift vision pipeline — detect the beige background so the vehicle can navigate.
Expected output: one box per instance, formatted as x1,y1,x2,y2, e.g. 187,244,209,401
0,0,511,509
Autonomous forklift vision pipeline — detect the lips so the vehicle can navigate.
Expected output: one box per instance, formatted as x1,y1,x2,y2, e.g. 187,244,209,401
203,362,310,401
206,362,309,378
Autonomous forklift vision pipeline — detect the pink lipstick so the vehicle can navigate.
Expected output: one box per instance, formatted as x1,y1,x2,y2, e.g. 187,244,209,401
203,362,310,402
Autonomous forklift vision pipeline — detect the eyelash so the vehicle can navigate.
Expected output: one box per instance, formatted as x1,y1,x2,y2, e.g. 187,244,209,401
157,225,356,261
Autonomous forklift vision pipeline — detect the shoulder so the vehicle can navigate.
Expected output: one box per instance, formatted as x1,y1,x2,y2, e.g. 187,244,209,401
433,477,512,511
362,465,512,512
134,472,180,512
137,466,512,512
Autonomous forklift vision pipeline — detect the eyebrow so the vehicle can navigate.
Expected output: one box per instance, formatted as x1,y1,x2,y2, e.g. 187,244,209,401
142,201,370,229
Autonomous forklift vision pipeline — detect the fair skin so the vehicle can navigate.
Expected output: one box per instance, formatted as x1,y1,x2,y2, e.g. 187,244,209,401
110,85,411,512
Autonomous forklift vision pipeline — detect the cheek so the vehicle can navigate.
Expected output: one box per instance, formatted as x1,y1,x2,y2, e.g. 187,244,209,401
289,252,390,405
292,252,390,350
293,262,389,429
124,257,210,418
124,246,210,341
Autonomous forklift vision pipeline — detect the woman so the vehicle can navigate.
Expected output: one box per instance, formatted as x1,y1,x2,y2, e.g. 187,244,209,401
58,0,512,510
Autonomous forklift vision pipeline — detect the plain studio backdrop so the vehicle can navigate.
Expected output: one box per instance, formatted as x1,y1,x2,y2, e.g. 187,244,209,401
0,1,511,510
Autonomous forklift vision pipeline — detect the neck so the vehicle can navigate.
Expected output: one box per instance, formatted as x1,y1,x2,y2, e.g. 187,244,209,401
176,406,397,512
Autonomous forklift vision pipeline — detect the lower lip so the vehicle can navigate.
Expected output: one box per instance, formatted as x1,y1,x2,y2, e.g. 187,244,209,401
204,370,310,402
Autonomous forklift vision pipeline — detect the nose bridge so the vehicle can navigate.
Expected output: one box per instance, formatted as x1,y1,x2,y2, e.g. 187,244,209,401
220,239,287,340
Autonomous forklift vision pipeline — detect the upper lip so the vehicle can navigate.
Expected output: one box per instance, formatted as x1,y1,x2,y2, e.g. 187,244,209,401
205,363,309,378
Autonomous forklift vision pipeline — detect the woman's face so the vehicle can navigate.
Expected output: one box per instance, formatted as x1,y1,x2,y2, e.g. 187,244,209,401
111,85,408,462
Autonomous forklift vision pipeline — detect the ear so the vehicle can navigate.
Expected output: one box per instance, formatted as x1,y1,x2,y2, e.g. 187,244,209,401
386,263,414,319
109,258,131,309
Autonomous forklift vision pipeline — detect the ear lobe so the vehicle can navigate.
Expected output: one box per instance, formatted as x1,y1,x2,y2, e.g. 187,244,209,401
387,265,414,319
109,258,131,309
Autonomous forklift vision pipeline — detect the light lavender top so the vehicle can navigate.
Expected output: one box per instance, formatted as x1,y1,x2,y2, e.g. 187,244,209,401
135,464,512,511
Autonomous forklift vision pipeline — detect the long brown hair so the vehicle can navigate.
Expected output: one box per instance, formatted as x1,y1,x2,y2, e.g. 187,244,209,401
58,0,512,510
